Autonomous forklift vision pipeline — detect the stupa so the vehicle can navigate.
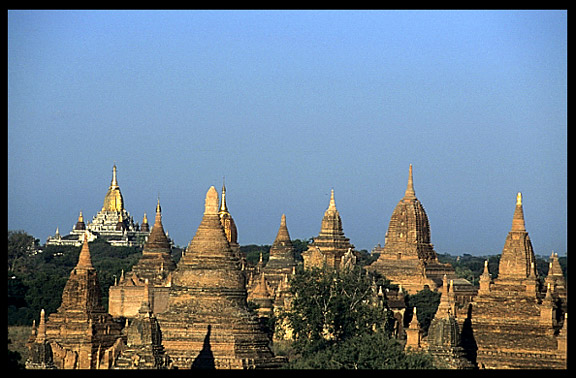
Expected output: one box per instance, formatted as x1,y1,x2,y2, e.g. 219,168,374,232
261,214,297,291
108,198,176,317
46,164,152,247
469,193,567,369
301,189,356,270
27,233,125,369
368,165,455,294
156,186,285,369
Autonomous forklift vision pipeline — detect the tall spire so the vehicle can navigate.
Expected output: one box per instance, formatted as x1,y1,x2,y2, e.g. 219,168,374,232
328,189,337,211
220,177,228,213
404,164,416,200
274,214,291,244
111,164,118,187
76,232,94,270
511,192,526,232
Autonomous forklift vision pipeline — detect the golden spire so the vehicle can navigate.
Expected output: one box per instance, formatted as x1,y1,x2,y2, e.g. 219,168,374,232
328,189,337,211
404,164,416,199
78,211,84,223
111,164,118,187
143,213,148,224
219,177,228,214
102,164,124,212
156,196,162,214
511,192,526,232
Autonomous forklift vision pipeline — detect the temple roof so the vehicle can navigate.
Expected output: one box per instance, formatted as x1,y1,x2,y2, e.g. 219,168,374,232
380,165,437,262
498,192,537,281
143,198,171,254
102,164,124,212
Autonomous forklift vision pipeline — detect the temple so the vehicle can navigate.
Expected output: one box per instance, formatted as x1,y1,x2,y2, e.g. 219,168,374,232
368,165,457,294
301,189,357,270
467,192,567,369
155,186,284,368
46,164,155,247
26,233,125,369
108,198,176,317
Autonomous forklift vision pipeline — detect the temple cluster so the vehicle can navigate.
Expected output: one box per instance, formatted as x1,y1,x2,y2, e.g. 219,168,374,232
27,164,567,369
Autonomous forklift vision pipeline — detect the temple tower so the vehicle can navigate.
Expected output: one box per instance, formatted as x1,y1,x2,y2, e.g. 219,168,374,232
261,214,297,291
109,198,176,317
498,192,538,284
156,186,284,369
469,193,566,369
27,233,124,369
301,189,355,270
369,165,455,293
46,164,152,247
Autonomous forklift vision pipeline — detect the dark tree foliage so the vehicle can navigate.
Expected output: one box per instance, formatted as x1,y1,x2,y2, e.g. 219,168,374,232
279,266,435,369
7,234,142,326
288,332,435,369
404,286,441,336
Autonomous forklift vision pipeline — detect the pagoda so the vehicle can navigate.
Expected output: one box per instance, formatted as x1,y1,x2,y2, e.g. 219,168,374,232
368,165,456,294
27,233,125,369
108,198,176,317
470,192,567,369
46,164,152,247
301,189,356,270
156,186,285,369
261,214,297,291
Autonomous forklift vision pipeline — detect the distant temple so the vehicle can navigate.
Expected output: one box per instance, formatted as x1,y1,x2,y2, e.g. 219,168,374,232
46,165,161,247
368,165,460,294
301,189,357,270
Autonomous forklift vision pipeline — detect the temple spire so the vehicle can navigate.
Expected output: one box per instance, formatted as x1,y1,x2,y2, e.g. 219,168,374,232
76,232,94,270
328,189,337,211
404,164,416,199
111,164,118,187
511,192,526,232
219,177,229,213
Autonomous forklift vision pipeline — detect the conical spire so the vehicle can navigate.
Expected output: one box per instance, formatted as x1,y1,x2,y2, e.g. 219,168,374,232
274,214,292,244
36,309,46,343
76,232,94,270
404,164,416,200
142,197,171,254
511,192,526,232
328,189,337,211
183,186,234,264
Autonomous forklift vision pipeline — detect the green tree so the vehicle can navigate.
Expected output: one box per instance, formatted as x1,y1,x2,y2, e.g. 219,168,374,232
279,266,390,354
405,286,441,335
8,230,39,273
289,332,435,369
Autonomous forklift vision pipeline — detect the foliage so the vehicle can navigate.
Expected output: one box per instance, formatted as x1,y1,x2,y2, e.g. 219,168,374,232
8,338,24,370
288,332,435,369
240,244,270,266
404,286,441,335
279,266,391,354
8,230,39,273
7,232,143,326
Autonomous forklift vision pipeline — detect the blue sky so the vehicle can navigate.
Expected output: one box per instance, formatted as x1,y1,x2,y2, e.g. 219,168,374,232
8,10,567,256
